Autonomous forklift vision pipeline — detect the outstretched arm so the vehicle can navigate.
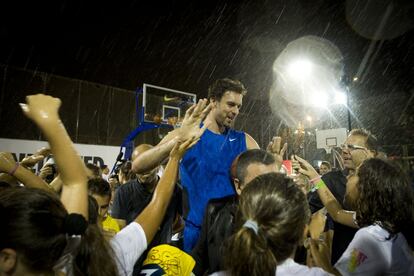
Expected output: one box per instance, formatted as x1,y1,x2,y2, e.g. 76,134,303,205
20,94,88,219
0,152,53,192
132,99,211,173
294,155,357,229
135,136,199,244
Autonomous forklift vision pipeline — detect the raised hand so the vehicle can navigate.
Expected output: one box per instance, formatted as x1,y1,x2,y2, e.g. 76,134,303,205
170,136,200,160
39,165,53,180
21,155,45,168
293,155,319,180
0,152,17,173
20,94,61,126
178,99,212,141
266,136,287,169
20,147,51,168
34,147,51,158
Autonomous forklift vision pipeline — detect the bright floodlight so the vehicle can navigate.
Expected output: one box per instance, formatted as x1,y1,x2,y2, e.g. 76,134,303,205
334,91,347,105
287,59,313,79
306,115,312,121
310,91,328,108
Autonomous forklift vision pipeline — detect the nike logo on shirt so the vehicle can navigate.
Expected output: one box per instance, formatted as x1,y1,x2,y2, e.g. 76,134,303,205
229,138,237,142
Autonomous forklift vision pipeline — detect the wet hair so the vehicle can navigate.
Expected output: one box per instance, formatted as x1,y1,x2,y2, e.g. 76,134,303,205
320,161,331,169
86,163,101,178
73,195,118,276
0,188,67,273
349,128,378,151
208,78,247,101
0,188,118,275
88,195,99,224
224,173,311,276
355,158,414,248
231,149,276,186
88,178,112,198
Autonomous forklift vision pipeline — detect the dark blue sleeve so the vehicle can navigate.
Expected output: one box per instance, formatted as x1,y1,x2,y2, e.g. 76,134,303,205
111,187,127,220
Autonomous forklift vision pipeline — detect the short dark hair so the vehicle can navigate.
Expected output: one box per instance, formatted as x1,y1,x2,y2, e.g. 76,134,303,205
208,78,247,101
232,149,276,185
349,128,378,151
88,178,111,198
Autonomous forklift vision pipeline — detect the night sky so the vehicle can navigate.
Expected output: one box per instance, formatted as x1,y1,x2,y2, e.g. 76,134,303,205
0,0,413,148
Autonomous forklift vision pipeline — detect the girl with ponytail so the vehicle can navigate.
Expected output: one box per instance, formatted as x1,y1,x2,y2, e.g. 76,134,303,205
212,173,330,276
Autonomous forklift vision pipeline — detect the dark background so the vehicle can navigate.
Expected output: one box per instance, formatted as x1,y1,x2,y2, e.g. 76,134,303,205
0,0,413,158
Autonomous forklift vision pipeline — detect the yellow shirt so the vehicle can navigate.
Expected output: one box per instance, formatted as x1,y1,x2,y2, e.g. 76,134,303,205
142,244,195,275
102,214,120,233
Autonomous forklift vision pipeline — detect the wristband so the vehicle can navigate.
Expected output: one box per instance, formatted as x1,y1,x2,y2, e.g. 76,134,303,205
9,162,19,176
314,179,326,190
309,176,321,184
309,179,325,192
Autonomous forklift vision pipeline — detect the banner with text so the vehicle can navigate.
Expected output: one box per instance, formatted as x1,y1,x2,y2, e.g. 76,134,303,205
0,138,121,173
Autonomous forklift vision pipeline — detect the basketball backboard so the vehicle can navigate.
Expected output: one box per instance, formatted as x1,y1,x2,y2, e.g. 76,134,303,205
316,128,348,153
143,84,197,127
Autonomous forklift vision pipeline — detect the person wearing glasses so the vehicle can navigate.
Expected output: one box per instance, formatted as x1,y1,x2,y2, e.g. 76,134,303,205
307,129,378,265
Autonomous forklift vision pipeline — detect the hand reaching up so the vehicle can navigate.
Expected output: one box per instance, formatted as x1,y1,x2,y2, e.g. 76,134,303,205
293,155,320,180
21,155,45,169
178,99,212,141
20,94,61,126
266,136,287,170
170,136,200,160
20,93,88,218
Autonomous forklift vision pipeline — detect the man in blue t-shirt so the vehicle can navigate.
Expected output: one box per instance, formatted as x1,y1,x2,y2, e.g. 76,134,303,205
132,78,260,252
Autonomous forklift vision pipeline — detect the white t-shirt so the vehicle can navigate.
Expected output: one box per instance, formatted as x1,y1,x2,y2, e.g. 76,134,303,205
210,258,331,276
110,222,147,276
276,258,332,276
335,224,414,275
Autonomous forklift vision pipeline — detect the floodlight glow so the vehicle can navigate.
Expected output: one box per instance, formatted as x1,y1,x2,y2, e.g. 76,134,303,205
306,115,312,121
310,91,328,108
287,59,313,79
334,91,347,105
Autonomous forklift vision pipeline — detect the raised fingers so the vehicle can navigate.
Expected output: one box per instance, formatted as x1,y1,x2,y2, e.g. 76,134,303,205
184,104,196,120
273,136,282,153
193,98,208,116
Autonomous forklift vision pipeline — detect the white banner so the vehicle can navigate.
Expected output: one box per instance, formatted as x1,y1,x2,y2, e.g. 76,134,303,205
0,138,121,173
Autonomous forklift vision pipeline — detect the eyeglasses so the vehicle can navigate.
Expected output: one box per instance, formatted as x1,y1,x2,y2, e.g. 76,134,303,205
340,144,367,151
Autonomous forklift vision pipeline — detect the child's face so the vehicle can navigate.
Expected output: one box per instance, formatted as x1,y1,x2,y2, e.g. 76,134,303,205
92,194,111,218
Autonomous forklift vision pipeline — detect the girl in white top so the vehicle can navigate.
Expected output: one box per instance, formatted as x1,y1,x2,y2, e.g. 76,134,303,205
297,157,414,275
210,173,331,276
